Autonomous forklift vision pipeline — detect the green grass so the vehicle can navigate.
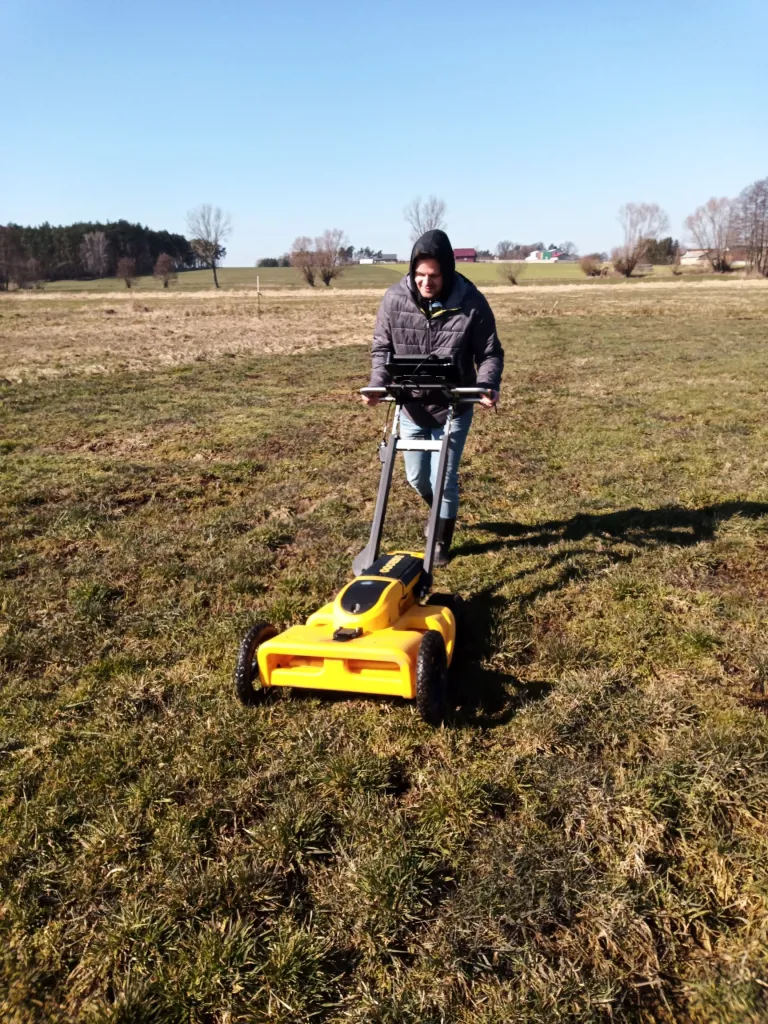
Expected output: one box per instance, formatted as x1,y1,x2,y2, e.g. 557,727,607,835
45,263,406,292
41,261,723,293
43,261,595,292
2,284,768,1021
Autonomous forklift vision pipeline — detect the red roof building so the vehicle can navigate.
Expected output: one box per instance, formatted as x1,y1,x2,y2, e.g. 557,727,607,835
453,248,477,262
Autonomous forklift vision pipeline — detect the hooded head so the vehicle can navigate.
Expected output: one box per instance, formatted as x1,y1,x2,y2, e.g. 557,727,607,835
409,229,455,302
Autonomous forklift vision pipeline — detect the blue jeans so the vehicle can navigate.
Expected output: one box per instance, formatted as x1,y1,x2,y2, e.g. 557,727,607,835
400,407,473,519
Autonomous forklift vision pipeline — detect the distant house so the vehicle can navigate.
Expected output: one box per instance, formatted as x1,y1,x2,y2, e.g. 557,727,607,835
375,254,398,263
453,248,477,262
679,249,708,266
680,247,747,268
524,248,562,263
358,258,375,265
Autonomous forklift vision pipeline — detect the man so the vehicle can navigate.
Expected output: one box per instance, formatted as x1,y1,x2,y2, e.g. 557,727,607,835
362,229,504,566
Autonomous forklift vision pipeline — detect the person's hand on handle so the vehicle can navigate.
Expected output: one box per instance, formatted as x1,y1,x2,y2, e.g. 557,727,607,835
478,389,499,410
361,392,380,407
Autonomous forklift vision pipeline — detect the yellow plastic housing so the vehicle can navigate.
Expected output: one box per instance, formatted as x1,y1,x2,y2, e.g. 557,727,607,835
256,552,456,698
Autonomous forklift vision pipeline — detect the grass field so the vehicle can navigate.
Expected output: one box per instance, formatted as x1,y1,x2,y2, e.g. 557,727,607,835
40,260,692,293
2,281,768,1022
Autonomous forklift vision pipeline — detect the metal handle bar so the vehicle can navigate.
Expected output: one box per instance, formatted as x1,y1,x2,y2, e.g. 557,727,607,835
361,389,396,402
360,386,493,403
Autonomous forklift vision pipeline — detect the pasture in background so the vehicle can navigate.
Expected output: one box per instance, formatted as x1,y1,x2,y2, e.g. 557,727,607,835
41,259,660,292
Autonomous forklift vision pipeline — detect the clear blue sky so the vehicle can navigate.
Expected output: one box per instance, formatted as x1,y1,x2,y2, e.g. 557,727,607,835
3,0,767,264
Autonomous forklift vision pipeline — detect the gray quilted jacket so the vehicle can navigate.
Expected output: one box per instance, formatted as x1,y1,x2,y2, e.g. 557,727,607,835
368,273,504,425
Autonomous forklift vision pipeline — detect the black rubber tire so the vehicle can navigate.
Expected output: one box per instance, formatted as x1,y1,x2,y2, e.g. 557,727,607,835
235,622,279,705
415,629,449,726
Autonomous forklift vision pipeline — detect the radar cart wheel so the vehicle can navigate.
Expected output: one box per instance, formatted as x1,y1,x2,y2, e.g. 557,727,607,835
235,622,279,705
416,629,449,725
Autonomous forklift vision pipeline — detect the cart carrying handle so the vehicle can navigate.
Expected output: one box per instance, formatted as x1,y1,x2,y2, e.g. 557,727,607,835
360,386,493,404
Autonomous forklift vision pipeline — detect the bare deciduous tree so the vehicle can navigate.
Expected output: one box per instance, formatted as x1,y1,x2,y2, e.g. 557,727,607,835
579,255,604,277
79,231,110,277
496,240,513,259
290,236,316,286
25,257,43,289
6,256,42,290
613,202,669,276
0,228,11,290
153,253,177,288
0,227,26,290
186,204,231,288
116,256,137,288
498,262,526,285
735,178,768,277
403,195,447,242
314,228,349,286
684,197,735,272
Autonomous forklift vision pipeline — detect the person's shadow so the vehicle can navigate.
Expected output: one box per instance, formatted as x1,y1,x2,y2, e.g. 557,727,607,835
447,502,768,728
455,501,768,558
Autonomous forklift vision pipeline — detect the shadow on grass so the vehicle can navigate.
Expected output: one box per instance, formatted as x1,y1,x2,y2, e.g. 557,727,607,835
455,501,768,558
448,662,539,729
449,584,554,730
445,502,768,728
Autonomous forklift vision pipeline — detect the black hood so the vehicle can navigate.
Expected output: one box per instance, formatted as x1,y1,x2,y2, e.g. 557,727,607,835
409,229,455,300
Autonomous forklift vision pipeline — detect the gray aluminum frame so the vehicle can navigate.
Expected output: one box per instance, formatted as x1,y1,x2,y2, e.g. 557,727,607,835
353,386,489,597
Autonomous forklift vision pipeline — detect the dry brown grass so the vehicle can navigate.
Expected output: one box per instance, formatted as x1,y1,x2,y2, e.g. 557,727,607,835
0,291,376,381
2,280,767,382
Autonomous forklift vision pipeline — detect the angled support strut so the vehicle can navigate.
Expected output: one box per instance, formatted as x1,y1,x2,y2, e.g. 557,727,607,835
352,406,401,576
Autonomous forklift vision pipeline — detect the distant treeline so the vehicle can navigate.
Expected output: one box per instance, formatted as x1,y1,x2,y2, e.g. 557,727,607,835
0,220,197,288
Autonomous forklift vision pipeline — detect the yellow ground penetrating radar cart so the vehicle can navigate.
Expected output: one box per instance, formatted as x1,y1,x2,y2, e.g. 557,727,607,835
235,356,490,724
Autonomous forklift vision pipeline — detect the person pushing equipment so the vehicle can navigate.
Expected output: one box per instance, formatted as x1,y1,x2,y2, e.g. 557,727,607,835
362,229,504,565
236,355,493,724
